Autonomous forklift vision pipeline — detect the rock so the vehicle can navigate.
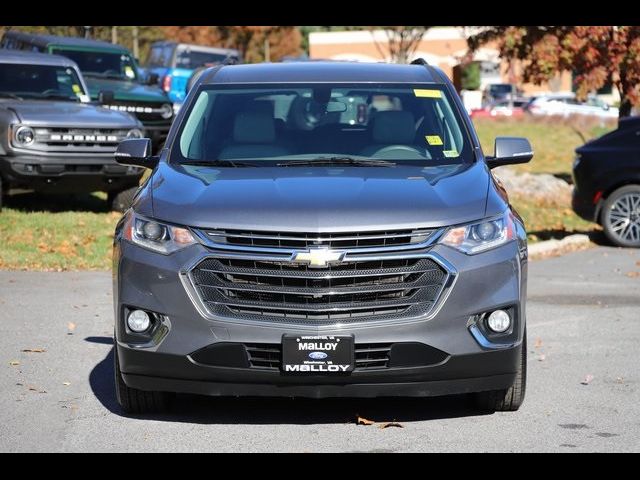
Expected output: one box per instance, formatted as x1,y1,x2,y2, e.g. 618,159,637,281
492,166,572,204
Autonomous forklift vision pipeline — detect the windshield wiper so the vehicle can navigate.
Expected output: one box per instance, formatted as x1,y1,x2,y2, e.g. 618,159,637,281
0,92,23,100
180,160,259,168
277,157,396,167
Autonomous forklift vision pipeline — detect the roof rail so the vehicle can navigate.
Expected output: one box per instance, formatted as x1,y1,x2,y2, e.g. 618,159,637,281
410,57,446,85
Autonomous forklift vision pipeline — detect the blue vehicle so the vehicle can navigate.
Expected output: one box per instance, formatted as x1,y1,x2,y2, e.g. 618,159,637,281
142,41,241,104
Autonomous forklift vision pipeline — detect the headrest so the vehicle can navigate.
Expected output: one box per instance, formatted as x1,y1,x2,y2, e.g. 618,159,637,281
372,111,416,144
233,112,276,144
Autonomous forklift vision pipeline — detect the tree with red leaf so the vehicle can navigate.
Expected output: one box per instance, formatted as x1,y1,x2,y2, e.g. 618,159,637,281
467,26,640,118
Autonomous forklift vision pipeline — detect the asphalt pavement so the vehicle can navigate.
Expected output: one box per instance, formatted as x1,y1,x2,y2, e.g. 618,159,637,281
1,246,639,452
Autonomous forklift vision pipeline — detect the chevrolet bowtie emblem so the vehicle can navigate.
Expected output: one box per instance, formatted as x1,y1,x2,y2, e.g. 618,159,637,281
291,247,346,268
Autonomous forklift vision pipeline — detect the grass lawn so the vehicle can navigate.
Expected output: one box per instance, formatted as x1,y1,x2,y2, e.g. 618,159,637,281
0,117,614,270
0,193,120,271
474,115,615,177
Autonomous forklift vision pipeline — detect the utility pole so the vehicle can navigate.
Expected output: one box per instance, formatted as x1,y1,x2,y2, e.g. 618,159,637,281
264,36,270,62
83,26,92,39
132,26,139,59
111,26,118,45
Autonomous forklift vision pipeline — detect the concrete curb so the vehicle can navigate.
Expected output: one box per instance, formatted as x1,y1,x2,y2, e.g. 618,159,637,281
528,234,593,260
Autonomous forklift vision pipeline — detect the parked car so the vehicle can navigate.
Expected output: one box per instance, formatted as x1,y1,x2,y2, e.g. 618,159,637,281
572,116,640,247
0,50,144,211
525,92,618,119
143,41,240,105
470,98,528,119
1,31,174,151
482,83,523,105
111,60,533,414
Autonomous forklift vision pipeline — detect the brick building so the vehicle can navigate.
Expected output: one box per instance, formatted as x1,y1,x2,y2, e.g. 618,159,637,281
309,28,575,97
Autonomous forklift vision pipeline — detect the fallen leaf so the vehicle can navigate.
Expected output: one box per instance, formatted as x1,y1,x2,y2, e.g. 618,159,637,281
615,376,624,384
9,360,20,366
378,422,404,429
67,322,76,332
581,374,594,385
22,348,46,353
626,271,640,278
636,260,640,267
538,354,546,362
356,415,375,426
534,337,543,348
62,382,71,386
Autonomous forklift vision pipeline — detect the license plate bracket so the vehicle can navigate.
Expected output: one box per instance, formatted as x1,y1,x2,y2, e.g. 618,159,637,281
281,335,354,373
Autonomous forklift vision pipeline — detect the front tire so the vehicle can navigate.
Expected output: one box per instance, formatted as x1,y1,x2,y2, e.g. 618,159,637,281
114,349,170,414
601,185,640,248
475,331,527,412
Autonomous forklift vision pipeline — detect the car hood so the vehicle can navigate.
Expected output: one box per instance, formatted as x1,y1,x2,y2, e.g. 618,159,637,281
146,161,494,231
2,100,140,129
85,77,169,103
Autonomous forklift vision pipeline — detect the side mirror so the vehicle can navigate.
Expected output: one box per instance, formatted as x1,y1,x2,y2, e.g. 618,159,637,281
147,72,159,85
486,137,533,169
98,90,115,104
115,138,159,169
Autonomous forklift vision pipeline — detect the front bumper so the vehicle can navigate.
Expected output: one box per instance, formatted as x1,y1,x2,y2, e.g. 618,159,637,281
114,239,527,398
1,154,143,193
572,186,598,222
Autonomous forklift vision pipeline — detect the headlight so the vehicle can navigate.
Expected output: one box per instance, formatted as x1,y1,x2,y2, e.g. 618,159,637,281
440,212,516,254
126,128,143,139
123,213,196,254
13,125,35,146
160,103,173,119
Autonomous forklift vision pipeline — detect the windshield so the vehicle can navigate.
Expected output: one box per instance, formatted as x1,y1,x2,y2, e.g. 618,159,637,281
175,48,237,69
489,84,513,95
172,83,473,166
0,63,88,102
51,48,138,81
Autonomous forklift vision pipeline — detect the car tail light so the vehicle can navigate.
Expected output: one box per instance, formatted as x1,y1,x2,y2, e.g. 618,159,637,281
593,190,603,204
162,74,172,93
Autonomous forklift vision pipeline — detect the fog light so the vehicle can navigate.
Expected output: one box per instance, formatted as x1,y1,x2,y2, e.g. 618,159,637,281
487,309,511,333
127,310,151,332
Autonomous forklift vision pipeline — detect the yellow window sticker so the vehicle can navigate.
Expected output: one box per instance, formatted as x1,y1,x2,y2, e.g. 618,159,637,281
71,84,81,93
125,66,135,79
414,89,442,98
443,150,459,158
425,135,443,146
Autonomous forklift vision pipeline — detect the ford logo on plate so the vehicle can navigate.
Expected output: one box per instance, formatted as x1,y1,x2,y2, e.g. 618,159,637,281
309,351,328,360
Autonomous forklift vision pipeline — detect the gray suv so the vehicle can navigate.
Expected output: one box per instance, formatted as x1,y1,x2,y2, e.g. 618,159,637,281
0,50,144,211
112,60,533,414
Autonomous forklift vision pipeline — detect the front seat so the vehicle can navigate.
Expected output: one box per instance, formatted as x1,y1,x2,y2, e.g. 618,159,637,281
359,111,427,159
218,112,290,160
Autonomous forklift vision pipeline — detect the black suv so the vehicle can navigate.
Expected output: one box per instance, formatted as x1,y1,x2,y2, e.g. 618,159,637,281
573,116,640,247
0,50,144,210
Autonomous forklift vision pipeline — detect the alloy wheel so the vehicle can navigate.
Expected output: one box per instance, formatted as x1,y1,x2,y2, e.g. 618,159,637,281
606,192,640,245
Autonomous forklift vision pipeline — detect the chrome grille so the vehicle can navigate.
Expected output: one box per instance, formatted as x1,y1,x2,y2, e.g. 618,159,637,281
104,102,171,122
27,127,131,154
189,255,449,326
201,229,435,250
